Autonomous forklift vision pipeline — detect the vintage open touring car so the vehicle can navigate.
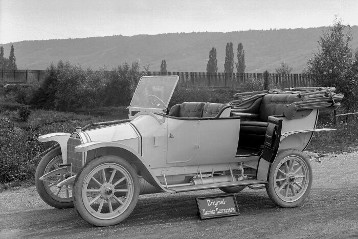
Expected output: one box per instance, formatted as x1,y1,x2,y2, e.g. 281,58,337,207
35,76,343,226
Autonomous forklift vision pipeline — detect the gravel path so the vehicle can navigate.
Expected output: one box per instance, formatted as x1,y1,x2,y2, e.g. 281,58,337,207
1,151,358,239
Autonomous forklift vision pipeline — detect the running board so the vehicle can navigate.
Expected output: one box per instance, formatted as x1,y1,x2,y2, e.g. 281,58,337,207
169,180,267,193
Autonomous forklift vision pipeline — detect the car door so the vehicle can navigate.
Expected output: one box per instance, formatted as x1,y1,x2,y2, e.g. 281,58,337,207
166,118,240,165
166,118,199,164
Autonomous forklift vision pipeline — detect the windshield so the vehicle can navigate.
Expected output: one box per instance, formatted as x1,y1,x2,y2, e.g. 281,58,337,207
130,76,179,109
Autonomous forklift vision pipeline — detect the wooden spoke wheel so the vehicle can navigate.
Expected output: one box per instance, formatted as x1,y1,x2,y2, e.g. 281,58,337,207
73,156,139,226
35,147,74,209
266,150,312,207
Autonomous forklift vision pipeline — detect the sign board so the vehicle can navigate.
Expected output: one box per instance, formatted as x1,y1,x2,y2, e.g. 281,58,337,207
196,194,239,219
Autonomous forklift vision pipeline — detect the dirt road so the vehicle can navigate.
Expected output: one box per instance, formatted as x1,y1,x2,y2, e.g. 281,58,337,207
1,152,358,239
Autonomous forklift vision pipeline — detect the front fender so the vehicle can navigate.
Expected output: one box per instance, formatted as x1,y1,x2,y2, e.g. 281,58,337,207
75,142,173,193
38,133,71,163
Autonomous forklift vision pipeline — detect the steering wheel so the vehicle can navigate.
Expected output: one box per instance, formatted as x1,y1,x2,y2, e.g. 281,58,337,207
147,94,166,108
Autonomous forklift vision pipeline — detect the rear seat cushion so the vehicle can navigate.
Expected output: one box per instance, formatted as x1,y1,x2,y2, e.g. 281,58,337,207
202,103,225,118
259,94,300,121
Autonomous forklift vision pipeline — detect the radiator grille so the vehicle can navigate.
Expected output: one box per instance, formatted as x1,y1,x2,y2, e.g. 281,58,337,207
67,135,83,174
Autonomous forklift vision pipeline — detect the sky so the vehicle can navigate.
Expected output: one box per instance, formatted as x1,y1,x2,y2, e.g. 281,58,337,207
1,0,358,44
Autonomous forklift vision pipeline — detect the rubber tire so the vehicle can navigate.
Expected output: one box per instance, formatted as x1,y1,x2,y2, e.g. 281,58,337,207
266,150,312,208
35,147,74,209
219,185,246,194
73,155,140,227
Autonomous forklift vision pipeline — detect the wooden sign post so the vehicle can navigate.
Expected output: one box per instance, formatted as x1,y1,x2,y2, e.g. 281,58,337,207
196,194,239,219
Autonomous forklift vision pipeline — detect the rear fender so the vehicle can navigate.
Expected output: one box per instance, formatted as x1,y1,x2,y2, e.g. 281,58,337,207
279,128,336,151
75,142,172,193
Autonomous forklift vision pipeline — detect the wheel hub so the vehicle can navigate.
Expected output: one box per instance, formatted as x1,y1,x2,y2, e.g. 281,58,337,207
288,175,295,183
100,183,114,199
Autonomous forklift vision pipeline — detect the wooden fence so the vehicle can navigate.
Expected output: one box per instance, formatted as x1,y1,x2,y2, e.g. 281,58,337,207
0,70,315,89
146,71,315,89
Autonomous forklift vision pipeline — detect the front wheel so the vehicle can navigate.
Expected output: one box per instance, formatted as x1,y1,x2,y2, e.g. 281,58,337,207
35,147,74,209
266,150,312,207
73,156,140,226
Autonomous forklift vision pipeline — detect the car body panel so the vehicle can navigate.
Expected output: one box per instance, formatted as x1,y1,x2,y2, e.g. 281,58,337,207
131,114,168,168
83,122,140,154
278,109,318,151
166,117,240,165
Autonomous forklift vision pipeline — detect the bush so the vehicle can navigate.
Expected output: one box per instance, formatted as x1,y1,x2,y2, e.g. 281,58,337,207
30,64,59,109
30,61,142,111
103,62,142,106
0,109,107,184
3,84,37,105
17,107,31,122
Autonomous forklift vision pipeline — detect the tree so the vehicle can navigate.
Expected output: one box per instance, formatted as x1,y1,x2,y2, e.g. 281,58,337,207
275,62,293,75
352,49,358,74
0,46,10,69
160,60,167,74
236,43,246,74
307,20,356,110
206,47,218,73
8,45,17,70
224,42,234,74
0,47,3,59
0,46,4,69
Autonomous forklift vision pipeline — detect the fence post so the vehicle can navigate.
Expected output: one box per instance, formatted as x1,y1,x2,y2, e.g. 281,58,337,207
263,71,269,90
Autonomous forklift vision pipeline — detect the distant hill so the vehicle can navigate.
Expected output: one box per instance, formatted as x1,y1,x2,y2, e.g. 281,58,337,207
1,27,358,73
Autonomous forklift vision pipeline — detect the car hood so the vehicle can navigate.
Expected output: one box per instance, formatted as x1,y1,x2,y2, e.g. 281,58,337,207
83,122,139,142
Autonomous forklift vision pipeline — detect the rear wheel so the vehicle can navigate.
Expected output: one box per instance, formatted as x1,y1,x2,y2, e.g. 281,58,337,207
73,156,139,226
266,150,312,207
35,147,74,209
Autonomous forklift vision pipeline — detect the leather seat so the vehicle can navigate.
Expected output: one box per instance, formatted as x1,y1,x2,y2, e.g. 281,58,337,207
258,94,300,121
168,102,205,117
238,94,300,150
202,103,226,118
